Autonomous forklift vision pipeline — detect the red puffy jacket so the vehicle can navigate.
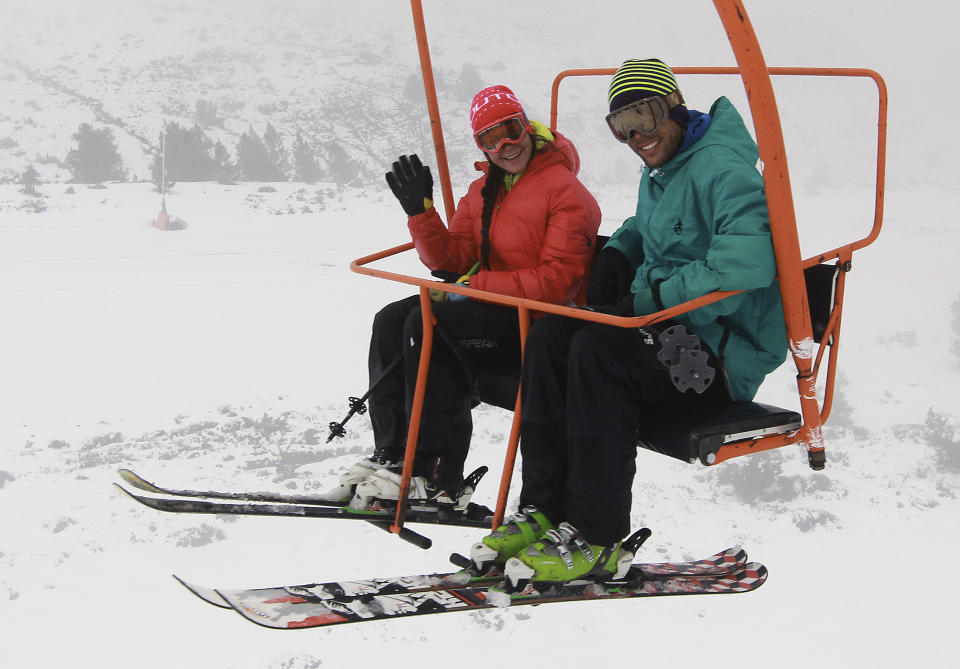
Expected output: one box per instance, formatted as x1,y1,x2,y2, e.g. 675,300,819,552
407,132,601,306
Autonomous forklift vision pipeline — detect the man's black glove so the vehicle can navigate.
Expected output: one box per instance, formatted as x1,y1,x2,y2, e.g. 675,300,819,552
586,246,634,305
585,294,635,317
385,154,433,217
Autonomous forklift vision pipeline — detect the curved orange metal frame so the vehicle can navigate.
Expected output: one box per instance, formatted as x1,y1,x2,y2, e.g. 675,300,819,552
362,0,886,535
549,65,888,456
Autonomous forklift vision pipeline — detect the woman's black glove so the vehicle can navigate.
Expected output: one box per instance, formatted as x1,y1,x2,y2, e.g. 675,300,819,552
586,246,634,305
385,154,433,216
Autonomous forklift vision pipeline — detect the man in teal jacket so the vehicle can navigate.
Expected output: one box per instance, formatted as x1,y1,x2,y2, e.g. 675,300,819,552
469,58,788,586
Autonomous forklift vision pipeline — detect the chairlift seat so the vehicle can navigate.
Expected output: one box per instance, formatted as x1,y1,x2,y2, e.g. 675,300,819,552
636,401,801,465
476,366,801,466
471,246,838,466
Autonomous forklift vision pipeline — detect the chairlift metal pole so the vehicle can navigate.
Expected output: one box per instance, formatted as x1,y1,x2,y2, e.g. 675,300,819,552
384,0,453,539
161,129,166,205
409,0,455,221
712,0,824,469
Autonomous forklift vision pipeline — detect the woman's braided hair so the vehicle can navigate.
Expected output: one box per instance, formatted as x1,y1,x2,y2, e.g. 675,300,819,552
477,133,551,269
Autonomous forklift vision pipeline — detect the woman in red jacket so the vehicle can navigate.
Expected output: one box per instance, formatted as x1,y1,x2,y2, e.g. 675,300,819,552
332,85,601,511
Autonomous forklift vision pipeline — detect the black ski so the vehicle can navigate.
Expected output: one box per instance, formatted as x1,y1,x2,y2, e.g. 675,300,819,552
115,466,494,549
118,468,347,506
114,484,494,529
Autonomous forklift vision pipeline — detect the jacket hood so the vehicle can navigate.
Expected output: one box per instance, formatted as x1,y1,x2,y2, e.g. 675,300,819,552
670,96,758,167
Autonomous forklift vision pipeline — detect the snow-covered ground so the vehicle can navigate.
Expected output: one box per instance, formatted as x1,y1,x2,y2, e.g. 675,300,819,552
1,179,957,668
2,1,960,667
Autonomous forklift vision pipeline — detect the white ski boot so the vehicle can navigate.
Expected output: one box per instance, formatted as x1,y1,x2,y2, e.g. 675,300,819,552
323,453,393,502
347,467,432,511
347,466,485,513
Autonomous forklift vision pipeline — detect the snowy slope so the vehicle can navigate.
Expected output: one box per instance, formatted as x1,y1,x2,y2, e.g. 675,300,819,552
2,2,959,668
2,178,957,669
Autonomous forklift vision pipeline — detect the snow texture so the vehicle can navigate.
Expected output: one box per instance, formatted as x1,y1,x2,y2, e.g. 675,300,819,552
1,1,959,668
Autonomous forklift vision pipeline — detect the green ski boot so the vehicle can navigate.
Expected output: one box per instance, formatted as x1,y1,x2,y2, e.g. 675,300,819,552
503,521,628,589
469,506,555,573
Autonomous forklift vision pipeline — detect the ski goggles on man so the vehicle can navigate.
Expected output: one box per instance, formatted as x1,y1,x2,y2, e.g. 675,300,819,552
605,91,684,142
475,115,529,153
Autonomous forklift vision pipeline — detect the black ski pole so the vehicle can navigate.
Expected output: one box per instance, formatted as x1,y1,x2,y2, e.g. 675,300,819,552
327,351,405,442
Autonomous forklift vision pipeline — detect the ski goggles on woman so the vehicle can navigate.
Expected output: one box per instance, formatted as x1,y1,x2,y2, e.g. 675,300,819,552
605,91,684,142
475,115,529,153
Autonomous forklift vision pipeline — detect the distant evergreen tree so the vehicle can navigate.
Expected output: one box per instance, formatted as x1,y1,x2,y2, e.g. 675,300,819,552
952,294,960,363
403,73,426,105
65,123,125,183
456,63,483,101
195,99,223,129
20,165,41,195
263,123,288,179
323,141,363,186
923,408,960,472
212,141,239,184
292,129,321,183
150,122,217,185
236,125,285,182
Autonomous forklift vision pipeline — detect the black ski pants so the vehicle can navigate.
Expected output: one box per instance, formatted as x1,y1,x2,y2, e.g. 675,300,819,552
518,315,731,546
367,294,521,493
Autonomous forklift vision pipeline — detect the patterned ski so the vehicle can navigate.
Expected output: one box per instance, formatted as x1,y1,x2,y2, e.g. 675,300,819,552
175,547,767,629
178,557,766,629
177,545,748,608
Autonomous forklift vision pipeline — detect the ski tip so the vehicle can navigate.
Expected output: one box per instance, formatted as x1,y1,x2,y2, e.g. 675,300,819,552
112,483,165,511
117,468,160,493
734,562,769,590
173,575,232,609
112,482,134,498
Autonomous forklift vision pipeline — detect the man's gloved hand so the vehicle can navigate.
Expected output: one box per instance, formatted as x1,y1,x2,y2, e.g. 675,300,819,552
585,294,635,317
586,246,634,305
385,154,433,217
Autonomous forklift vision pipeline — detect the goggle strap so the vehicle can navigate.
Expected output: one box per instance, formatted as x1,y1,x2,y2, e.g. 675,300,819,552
610,90,683,119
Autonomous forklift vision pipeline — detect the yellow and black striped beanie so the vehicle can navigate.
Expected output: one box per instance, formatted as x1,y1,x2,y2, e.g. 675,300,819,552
608,58,681,112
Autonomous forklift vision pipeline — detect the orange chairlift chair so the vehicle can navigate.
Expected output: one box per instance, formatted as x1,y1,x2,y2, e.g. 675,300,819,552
349,0,887,543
